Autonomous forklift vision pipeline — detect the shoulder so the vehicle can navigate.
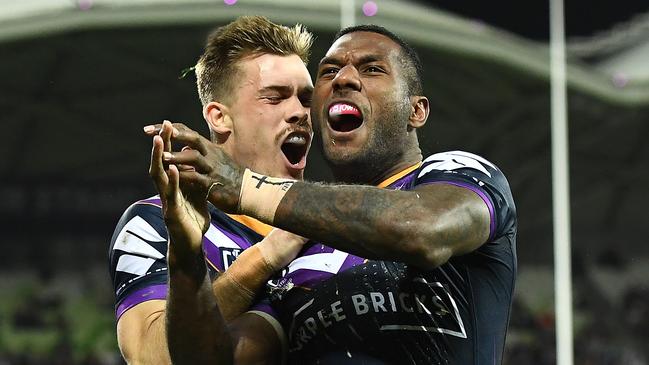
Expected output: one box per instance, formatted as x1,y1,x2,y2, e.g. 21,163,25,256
419,151,501,179
417,151,517,238
417,151,511,195
111,196,166,244
109,195,168,268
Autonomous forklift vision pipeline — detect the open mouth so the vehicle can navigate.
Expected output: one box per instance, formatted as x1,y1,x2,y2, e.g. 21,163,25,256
281,131,310,165
328,103,363,132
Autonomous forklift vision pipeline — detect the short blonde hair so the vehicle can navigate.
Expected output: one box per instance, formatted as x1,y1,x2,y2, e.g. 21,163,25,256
195,16,313,106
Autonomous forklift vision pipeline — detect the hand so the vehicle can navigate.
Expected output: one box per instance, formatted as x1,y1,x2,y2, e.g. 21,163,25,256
256,229,308,271
149,121,210,257
144,121,244,214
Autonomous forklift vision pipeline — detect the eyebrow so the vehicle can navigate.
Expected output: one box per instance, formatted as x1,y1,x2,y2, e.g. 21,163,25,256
259,84,314,95
258,85,293,94
318,54,383,67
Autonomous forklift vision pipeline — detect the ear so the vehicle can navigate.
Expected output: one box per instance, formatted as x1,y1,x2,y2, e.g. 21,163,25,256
203,101,233,142
408,96,429,130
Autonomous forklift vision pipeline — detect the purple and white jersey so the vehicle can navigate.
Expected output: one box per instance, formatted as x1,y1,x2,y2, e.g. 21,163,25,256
108,196,269,320
266,151,517,365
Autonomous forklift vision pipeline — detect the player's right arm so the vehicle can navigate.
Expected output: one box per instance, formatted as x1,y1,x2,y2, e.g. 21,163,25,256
111,124,300,364
116,301,284,365
109,200,291,365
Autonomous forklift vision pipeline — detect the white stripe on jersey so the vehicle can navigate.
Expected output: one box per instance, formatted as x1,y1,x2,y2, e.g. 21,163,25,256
113,215,165,259
420,151,492,178
287,249,348,274
204,224,242,249
116,255,157,276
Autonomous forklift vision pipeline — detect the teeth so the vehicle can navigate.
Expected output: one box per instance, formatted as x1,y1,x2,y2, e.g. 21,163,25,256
329,103,362,118
329,104,358,114
284,135,306,145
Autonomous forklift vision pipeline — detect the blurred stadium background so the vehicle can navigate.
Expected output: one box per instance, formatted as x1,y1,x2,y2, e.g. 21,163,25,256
1,0,648,364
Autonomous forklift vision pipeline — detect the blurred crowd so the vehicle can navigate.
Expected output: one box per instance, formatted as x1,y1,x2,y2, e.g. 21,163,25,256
0,268,121,365
505,250,649,365
1,250,647,365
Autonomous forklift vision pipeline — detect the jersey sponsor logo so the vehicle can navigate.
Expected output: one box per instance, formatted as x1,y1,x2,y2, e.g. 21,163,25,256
420,151,493,178
378,277,467,338
286,276,467,352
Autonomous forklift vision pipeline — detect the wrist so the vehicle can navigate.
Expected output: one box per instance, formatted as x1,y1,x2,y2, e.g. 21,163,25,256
238,168,296,224
168,244,207,283
222,245,275,297
255,239,281,271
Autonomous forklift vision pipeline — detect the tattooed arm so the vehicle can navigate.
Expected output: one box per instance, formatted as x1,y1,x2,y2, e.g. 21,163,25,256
272,182,490,268
145,122,490,269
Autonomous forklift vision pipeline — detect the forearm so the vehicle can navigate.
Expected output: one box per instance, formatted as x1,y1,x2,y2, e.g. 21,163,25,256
167,244,233,365
119,246,272,365
212,245,275,321
274,183,420,261
273,182,488,267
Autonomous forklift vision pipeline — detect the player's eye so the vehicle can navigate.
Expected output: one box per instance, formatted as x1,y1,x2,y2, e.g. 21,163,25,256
300,97,312,107
319,67,339,77
364,65,384,73
262,96,282,103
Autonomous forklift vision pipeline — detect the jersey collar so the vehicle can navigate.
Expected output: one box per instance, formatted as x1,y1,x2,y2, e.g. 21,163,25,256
226,214,274,236
376,162,422,188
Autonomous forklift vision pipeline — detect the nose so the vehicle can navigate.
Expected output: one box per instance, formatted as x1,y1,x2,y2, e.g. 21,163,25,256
332,65,361,92
286,96,310,126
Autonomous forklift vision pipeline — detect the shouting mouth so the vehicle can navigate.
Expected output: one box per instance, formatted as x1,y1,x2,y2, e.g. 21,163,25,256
328,102,363,133
281,130,310,166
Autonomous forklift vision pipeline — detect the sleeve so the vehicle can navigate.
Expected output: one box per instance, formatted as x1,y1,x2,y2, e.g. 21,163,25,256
415,151,517,240
108,197,170,320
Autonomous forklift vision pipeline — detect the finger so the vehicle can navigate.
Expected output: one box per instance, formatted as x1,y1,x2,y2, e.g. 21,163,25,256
177,146,197,172
178,170,211,189
166,122,209,155
144,121,210,156
177,170,216,200
160,120,173,153
143,124,161,135
149,135,169,193
162,149,211,173
143,122,181,136
142,124,162,137
177,164,196,172
166,164,181,209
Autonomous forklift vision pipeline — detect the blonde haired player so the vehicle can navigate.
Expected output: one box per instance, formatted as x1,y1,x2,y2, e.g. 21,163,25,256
110,16,314,364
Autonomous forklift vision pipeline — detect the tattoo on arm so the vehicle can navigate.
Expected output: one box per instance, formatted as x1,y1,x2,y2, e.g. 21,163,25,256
273,182,490,267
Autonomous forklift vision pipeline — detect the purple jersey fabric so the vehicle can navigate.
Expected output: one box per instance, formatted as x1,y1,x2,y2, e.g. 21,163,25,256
108,197,272,319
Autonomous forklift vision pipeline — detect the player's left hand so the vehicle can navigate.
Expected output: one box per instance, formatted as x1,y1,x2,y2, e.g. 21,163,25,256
144,121,244,214
149,121,210,257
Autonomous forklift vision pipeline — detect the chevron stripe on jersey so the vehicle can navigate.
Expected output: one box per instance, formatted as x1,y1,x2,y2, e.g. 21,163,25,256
420,150,494,178
113,215,166,275
110,199,270,319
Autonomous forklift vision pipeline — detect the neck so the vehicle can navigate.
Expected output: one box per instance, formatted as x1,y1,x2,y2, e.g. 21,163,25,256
330,147,423,185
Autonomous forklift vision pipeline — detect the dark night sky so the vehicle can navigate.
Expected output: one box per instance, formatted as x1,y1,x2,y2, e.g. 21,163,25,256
413,0,649,40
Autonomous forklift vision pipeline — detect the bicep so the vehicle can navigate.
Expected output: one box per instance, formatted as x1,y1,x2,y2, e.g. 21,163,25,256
117,299,170,365
414,183,491,257
229,311,284,365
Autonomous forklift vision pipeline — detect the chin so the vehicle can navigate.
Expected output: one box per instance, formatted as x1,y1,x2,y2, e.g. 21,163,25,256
323,147,361,167
277,167,303,180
